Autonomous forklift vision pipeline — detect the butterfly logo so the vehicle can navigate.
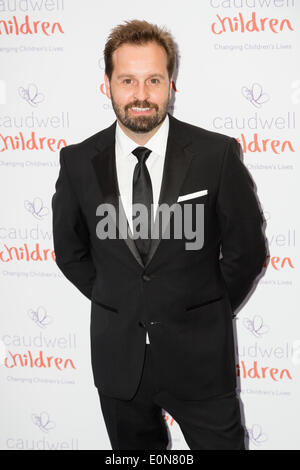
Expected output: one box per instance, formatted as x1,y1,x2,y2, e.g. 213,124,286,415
28,306,53,329
24,197,49,220
32,412,56,433
243,315,270,338
241,83,270,108
247,424,268,447
18,83,45,107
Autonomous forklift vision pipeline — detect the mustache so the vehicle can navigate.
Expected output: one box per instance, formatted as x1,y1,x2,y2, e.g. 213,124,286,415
125,101,159,112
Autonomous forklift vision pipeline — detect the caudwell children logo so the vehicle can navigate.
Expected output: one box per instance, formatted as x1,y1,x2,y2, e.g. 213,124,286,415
32,412,55,433
247,424,268,447
19,83,45,107
0,15,64,36
235,82,295,155
211,11,294,35
4,350,76,371
242,83,270,109
24,197,49,220
6,410,79,450
28,306,53,329
243,315,270,338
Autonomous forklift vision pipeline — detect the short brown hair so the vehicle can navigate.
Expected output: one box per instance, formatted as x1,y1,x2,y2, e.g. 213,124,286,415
104,19,177,80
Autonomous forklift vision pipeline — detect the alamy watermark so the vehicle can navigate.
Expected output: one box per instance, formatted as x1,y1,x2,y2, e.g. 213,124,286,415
95,198,205,251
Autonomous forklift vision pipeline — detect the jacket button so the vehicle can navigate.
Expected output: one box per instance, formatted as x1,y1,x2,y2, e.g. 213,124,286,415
142,274,151,281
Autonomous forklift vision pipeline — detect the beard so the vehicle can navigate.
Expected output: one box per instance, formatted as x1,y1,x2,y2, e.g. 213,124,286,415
110,94,170,134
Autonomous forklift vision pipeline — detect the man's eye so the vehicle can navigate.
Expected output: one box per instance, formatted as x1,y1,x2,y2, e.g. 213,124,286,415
150,78,159,84
123,79,132,84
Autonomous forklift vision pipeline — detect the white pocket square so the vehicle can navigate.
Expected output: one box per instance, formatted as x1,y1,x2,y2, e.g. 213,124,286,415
177,189,208,202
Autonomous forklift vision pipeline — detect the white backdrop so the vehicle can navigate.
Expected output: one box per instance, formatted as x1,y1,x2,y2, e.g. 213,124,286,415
0,0,299,450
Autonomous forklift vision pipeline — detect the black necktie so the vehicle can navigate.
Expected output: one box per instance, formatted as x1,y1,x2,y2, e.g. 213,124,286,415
131,147,154,264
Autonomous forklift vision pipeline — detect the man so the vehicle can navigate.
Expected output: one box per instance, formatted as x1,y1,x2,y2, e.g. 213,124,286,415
52,20,266,450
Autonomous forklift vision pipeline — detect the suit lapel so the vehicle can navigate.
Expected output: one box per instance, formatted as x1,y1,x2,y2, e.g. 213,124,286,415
91,123,144,268
143,134,194,268
90,114,196,269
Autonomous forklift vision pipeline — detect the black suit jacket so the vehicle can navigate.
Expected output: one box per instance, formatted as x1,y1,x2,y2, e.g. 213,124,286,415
51,113,266,400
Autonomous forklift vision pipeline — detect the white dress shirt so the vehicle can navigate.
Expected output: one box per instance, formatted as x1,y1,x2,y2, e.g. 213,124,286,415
115,114,170,344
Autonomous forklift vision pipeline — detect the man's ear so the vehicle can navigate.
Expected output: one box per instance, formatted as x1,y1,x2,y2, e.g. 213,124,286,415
104,74,111,99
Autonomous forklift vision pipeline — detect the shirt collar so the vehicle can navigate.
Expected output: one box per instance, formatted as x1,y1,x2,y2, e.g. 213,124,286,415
115,114,169,158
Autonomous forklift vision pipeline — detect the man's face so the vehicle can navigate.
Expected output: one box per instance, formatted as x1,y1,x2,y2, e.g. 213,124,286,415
104,42,172,134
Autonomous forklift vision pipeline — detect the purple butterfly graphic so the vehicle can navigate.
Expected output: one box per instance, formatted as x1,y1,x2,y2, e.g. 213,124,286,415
241,83,270,108
243,315,270,338
24,198,49,220
28,306,53,329
18,83,45,107
32,412,56,433
247,424,268,447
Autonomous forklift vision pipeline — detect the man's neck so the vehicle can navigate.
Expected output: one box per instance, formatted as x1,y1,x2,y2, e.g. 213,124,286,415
117,118,166,146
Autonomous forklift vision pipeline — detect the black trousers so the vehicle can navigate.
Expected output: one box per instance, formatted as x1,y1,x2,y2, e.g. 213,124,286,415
97,345,245,450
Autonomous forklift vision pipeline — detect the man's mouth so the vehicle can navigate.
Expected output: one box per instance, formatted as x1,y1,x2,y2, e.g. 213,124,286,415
129,107,154,115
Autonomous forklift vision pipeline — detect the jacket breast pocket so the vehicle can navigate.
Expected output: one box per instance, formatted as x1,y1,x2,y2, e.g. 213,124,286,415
178,193,209,207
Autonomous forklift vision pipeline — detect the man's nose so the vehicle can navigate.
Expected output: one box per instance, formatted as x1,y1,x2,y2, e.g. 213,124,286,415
133,82,149,101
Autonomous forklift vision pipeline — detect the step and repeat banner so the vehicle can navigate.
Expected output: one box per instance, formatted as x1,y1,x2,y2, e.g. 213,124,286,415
0,0,299,450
